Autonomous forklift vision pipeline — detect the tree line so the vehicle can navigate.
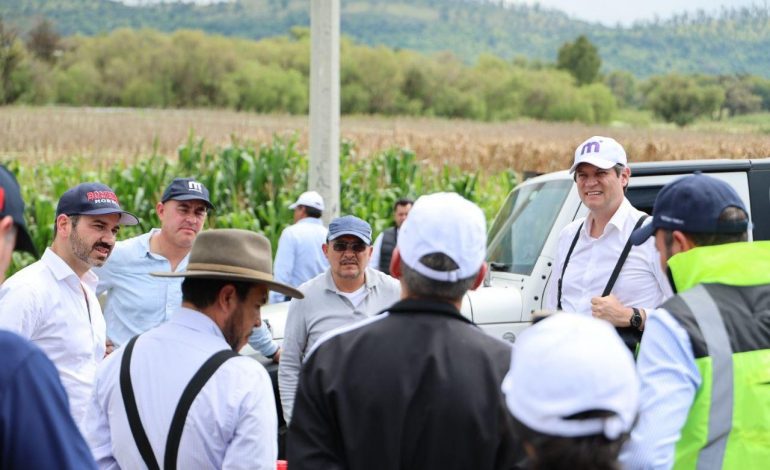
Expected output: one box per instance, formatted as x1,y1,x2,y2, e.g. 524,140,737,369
3,18,770,127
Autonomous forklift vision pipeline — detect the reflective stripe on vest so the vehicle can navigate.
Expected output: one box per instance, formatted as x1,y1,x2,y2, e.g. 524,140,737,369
678,285,733,469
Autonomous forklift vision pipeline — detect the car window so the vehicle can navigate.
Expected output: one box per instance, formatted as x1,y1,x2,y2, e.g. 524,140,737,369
487,180,572,276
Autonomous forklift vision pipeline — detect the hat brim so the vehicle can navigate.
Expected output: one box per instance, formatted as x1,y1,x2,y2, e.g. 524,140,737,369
569,157,621,174
288,202,300,210
328,230,372,245
151,270,304,299
13,225,38,257
630,222,656,246
167,194,215,210
74,208,140,226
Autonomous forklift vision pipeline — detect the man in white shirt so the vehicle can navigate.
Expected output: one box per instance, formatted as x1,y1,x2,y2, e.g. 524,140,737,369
85,229,304,469
279,215,401,423
269,190,329,304
369,198,413,275
544,136,672,351
0,182,139,431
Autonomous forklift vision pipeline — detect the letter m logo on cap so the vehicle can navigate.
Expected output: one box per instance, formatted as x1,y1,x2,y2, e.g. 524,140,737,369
188,181,203,193
581,141,601,155
0,187,5,211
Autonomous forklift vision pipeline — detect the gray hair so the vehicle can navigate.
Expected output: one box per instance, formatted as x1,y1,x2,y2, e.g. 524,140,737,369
400,252,478,303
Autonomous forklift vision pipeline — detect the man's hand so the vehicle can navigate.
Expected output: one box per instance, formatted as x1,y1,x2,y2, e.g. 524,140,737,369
271,347,281,364
591,294,632,327
105,338,115,357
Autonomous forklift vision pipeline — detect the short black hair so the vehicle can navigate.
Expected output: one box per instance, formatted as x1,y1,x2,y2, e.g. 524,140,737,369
302,205,322,219
181,277,253,309
393,198,414,212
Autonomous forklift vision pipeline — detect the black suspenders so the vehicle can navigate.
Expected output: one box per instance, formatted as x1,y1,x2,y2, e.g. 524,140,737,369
557,214,648,308
119,335,239,470
556,214,649,352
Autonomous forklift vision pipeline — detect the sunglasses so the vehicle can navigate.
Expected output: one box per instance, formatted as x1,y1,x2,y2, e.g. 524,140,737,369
332,241,368,253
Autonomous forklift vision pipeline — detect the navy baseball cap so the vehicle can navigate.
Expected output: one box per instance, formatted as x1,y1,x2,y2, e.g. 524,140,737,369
56,183,139,225
161,178,214,209
630,172,749,246
327,215,372,245
0,165,37,256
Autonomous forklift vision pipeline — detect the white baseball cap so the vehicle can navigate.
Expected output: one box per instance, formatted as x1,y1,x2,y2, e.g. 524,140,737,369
569,136,627,174
502,313,639,440
288,190,325,211
397,192,486,282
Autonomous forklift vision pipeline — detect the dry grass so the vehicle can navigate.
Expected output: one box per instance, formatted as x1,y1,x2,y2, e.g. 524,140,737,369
2,106,770,174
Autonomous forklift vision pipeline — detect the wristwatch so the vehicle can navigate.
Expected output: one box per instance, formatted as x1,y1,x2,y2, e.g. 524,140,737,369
630,308,643,331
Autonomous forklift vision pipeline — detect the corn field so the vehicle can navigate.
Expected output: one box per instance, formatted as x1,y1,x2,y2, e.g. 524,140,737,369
4,133,517,273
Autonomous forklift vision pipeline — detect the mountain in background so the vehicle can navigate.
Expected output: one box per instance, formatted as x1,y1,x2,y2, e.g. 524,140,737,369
3,0,770,77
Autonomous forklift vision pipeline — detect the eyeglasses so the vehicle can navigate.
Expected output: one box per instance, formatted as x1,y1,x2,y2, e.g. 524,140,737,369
332,241,368,253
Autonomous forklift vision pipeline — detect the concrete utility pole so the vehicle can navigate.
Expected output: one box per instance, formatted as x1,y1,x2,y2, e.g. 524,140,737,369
309,0,341,222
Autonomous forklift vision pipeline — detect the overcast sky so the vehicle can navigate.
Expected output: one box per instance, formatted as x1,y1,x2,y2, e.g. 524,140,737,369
510,0,764,26
121,1,766,27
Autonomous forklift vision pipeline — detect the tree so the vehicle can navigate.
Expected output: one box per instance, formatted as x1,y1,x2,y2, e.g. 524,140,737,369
0,16,26,104
645,74,725,127
556,35,601,86
26,18,61,63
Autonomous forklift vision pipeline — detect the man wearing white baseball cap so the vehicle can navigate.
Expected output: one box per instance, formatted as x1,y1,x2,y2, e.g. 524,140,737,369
502,313,639,469
269,190,329,304
287,193,521,470
544,136,672,353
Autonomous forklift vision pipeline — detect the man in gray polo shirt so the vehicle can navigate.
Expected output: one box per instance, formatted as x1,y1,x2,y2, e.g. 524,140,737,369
278,215,401,423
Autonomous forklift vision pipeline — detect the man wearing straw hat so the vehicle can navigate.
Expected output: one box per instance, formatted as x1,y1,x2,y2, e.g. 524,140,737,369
84,229,303,470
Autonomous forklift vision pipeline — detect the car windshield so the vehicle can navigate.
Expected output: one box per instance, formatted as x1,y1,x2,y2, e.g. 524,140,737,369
487,179,572,275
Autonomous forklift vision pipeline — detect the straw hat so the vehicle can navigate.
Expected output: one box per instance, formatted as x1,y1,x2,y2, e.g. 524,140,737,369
152,229,303,299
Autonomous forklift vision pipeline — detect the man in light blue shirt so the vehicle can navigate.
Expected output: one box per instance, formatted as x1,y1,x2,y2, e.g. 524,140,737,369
96,178,278,359
269,190,329,304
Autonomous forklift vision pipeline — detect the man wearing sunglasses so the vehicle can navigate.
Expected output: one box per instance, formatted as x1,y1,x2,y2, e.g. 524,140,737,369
278,215,401,424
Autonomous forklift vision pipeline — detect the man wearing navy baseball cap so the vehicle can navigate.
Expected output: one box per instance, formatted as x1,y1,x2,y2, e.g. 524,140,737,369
621,173,770,468
288,194,521,469
278,214,400,424
0,181,138,433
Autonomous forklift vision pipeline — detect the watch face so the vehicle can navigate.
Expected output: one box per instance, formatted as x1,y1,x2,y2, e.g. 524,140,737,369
631,310,642,328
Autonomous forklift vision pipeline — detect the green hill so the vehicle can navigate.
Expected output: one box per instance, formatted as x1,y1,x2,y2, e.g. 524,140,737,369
3,0,770,77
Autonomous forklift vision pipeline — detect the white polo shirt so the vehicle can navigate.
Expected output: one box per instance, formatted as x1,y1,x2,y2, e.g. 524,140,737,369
0,248,106,430
545,198,673,314
84,307,277,469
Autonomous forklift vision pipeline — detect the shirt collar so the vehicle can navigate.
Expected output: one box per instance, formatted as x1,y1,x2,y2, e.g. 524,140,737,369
42,247,99,290
169,307,227,342
386,298,474,325
141,228,162,257
585,197,632,237
322,267,381,293
298,217,324,226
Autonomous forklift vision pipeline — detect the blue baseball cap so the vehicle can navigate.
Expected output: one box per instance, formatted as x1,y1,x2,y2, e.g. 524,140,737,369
630,172,749,246
0,165,37,256
56,183,139,226
161,178,214,209
327,215,372,245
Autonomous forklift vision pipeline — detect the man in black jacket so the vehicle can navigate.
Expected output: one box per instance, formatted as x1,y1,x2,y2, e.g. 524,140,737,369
288,192,521,470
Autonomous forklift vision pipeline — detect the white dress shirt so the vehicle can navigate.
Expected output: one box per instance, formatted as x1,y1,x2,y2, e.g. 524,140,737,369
0,248,106,431
545,198,673,315
84,307,277,470
269,217,328,303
